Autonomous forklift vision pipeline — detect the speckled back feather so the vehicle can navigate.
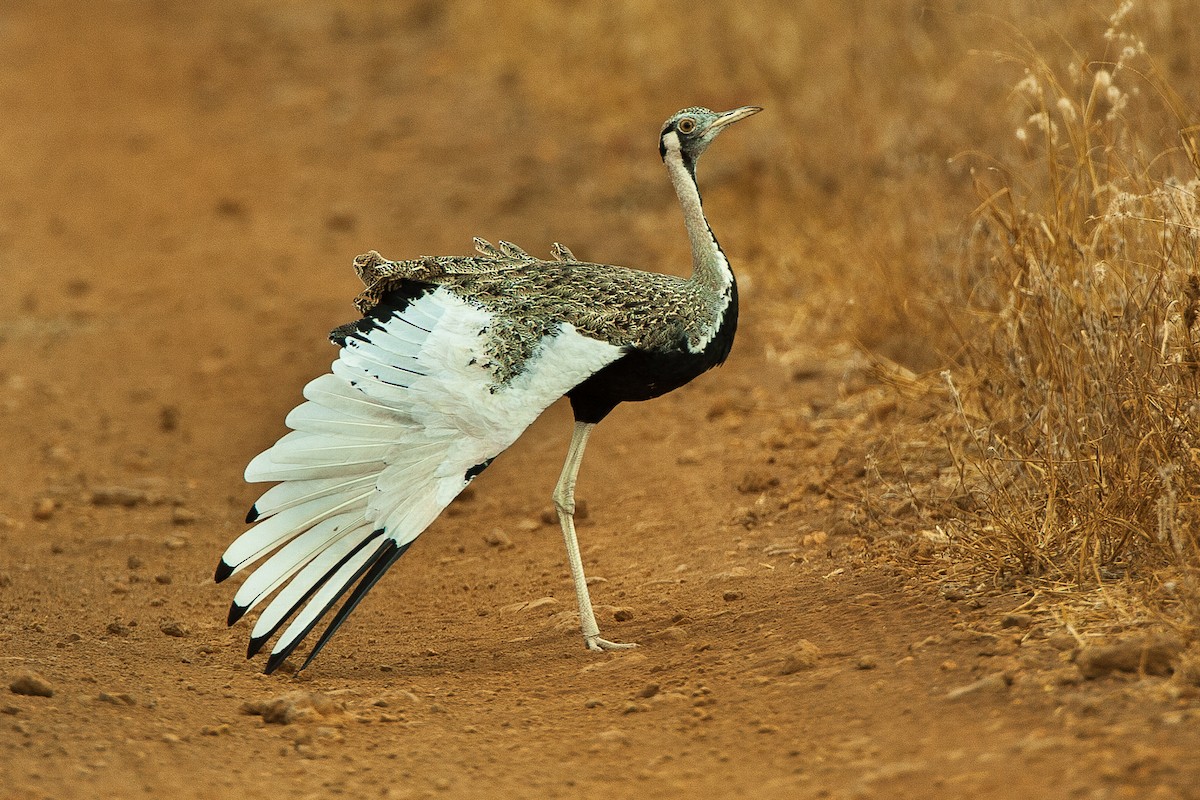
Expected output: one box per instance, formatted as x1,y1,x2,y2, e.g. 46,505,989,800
348,240,726,386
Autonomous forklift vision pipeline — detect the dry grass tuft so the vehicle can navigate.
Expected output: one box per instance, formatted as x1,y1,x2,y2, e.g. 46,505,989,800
930,3,1200,620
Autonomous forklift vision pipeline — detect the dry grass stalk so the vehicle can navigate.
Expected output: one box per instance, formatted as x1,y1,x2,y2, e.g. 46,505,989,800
942,3,1200,606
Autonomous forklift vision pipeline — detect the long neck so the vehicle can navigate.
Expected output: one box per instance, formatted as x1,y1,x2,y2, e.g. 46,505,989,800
663,144,734,295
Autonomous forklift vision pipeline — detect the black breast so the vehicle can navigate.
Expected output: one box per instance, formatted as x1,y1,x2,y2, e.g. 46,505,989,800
567,281,738,424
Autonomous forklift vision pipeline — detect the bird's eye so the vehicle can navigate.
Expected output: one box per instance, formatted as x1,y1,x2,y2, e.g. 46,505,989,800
677,118,696,134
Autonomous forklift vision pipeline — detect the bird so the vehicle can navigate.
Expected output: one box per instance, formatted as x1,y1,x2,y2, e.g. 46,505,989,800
215,105,762,674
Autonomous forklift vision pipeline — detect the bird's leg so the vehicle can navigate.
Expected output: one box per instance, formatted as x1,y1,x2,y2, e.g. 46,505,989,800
553,421,637,652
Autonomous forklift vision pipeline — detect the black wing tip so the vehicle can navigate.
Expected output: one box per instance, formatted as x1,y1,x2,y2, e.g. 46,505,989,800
214,559,235,584
264,649,290,675
246,530,401,675
245,505,260,524
329,320,374,347
247,633,270,660
464,457,495,483
227,601,248,627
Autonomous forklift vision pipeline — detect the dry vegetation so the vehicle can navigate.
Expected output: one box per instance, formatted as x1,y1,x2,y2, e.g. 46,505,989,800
793,2,1200,631
945,5,1200,581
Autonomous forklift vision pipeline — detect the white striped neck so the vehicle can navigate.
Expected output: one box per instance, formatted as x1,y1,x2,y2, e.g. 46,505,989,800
662,131,734,297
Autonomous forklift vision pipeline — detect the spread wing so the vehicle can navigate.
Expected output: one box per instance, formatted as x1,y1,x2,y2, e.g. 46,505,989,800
216,283,622,673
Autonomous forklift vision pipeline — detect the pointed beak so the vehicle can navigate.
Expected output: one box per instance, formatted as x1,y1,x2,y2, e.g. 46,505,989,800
704,106,763,134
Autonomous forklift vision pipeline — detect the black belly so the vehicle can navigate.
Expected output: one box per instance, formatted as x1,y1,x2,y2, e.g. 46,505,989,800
566,348,709,423
567,287,737,424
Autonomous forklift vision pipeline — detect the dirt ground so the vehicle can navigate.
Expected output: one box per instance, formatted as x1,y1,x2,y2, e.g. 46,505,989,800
3,3,1200,799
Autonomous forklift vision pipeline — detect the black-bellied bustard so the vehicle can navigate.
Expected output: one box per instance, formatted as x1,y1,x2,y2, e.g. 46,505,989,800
216,105,762,673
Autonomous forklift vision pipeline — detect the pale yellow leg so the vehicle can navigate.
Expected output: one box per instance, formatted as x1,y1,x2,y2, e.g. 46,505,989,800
552,421,637,652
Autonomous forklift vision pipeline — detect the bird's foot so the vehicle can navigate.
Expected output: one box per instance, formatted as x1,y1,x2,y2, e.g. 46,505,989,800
585,635,639,652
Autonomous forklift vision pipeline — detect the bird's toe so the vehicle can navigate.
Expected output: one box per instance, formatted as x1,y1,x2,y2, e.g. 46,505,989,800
586,636,639,652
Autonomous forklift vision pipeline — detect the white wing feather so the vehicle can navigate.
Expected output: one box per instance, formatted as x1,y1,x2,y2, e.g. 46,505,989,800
219,287,623,670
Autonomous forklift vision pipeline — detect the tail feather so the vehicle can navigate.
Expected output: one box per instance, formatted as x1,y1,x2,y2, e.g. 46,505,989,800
390,299,444,332
352,325,425,360
293,539,411,674
219,285,621,671
379,490,446,548
269,431,396,466
331,359,414,399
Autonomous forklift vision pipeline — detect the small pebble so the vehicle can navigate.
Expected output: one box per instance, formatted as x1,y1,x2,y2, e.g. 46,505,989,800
946,672,1011,699
159,405,180,432
940,585,967,602
1046,632,1078,651
159,620,190,638
32,497,56,521
243,691,338,725
1075,635,1182,679
737,470,779,494
637,683,660,699
779,640,821,675
90,487,146,507
722,591,743,602
171,507,197,526
325,211,357,232
482,529,513,550
612,607,634,622
97,692,136,706
1001,613,1034,629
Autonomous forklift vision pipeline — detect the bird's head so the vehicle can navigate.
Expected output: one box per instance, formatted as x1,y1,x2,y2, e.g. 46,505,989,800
659,106,762,165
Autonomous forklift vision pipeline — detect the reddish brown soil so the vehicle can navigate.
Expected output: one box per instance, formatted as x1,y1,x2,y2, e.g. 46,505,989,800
2,4,1199,799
